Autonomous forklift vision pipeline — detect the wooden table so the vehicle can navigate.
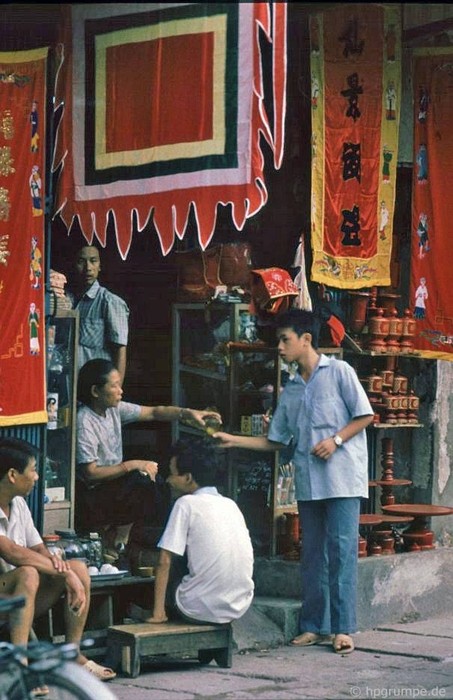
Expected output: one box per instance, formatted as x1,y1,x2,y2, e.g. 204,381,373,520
358,514,383,557
382,504,453,551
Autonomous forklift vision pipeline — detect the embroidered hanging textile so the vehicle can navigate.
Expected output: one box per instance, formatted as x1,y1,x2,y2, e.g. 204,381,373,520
0,48,48,426
310,4,401,289
52,2,287,259
410,48,453,361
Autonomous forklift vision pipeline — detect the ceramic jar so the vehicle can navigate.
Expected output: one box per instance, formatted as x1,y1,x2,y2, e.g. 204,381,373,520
360,370,383,395
43,534,66,560
55,531,86,561
368,308,390,338
393,372,408,394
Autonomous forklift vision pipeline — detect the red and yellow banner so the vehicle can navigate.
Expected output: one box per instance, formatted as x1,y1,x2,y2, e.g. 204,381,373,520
410,48,453,361
0,48,48,426
52,3,287,259
310,4,401,289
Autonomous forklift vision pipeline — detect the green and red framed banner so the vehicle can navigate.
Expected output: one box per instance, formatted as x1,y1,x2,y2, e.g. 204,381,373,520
53,2,287,258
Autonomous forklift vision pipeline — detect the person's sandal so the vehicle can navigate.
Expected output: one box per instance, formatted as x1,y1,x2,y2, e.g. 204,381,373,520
82,659,117,681
290,632,333,646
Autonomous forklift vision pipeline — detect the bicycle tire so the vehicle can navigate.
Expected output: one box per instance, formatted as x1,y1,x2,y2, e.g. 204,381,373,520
7,661,117,700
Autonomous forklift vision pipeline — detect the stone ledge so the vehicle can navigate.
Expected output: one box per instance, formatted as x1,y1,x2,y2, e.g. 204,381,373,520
254,547,453,631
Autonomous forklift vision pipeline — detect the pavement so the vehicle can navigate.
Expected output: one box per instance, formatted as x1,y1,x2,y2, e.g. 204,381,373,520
104,613,453,699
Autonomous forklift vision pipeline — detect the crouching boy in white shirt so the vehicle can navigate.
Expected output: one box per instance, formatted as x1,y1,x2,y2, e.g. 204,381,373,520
145,436,254,625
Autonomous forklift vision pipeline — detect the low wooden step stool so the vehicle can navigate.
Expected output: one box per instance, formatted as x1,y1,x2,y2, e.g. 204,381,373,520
107,620,233,677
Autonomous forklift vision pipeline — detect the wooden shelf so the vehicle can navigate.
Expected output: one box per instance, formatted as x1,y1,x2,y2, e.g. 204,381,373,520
371,423,423,429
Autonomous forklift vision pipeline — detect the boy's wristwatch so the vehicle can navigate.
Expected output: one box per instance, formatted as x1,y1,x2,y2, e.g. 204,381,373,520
333,434,343,447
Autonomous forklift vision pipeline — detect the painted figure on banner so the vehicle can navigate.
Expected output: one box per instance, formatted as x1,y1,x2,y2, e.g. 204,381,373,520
385,81,397,120
311,75,320,110
379,201,390,240
382,146,393,183
416,213,430,258
28,302,40,355
30,236,42,289
416,144,428,183
418,86,429,123
414,277,428,320
29,165,42,217
30,100,39,152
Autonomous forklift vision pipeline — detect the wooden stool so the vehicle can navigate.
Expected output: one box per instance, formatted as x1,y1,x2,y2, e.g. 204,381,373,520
107,620,233,677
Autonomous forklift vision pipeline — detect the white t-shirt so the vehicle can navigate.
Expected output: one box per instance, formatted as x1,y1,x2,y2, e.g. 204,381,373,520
158,487,254,624
0,497,42,572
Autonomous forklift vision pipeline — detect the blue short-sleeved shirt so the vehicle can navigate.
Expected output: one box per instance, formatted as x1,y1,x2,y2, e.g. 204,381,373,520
73,281,129,370
76,401,141,478
268,354,373,501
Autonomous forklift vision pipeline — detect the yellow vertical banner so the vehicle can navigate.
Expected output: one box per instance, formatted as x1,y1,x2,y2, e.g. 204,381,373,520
310,4,401,289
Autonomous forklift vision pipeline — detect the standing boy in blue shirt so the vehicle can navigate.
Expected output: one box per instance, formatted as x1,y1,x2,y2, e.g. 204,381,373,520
214,309,373,654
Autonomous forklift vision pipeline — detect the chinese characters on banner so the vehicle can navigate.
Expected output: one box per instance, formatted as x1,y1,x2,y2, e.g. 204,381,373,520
411,49,453,360
310,4,401,289
52,2,287,259
0,48,48,426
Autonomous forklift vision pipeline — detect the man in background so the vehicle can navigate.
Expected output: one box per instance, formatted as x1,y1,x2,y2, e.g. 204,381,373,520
70,245,129,384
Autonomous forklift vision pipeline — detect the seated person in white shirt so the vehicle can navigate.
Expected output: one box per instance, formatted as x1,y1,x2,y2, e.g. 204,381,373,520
142,436,254,625
0,437,116,684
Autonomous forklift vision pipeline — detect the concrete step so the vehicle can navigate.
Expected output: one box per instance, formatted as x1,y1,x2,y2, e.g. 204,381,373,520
231,596,300,652
253,548,453,630
253,596,300,643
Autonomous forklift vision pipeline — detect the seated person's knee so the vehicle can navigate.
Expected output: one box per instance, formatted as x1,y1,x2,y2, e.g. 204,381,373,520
16,565,40,593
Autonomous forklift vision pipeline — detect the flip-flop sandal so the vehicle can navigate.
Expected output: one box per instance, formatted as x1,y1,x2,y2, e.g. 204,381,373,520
290,632,333,646
333,634,354,655
31,687,49,697
83,659,117,681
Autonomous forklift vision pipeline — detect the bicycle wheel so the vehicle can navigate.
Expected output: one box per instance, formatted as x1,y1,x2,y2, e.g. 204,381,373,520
8,661,118,700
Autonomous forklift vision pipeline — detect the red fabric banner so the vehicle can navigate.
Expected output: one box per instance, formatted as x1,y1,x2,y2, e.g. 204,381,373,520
411,49,453,360
52,3,287,259
0,48,48,425
310,4,401,289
